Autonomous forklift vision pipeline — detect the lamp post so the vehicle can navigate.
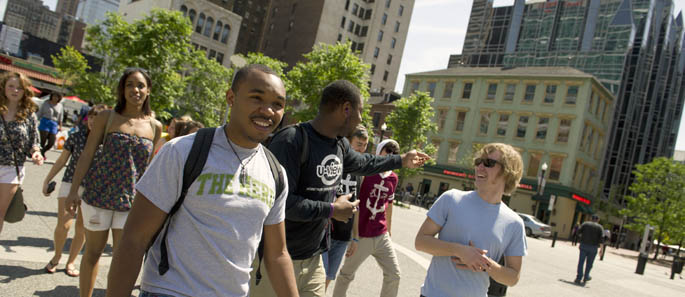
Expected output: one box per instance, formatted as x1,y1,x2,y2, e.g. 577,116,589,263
537,163,548,221
380,122,387,140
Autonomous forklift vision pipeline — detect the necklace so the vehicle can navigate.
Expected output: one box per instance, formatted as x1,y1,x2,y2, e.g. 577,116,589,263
227,138,258,185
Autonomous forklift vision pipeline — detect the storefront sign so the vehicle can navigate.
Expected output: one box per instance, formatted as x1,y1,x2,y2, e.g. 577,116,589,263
442,170,473,179
517,183,533,190
572,194,590,205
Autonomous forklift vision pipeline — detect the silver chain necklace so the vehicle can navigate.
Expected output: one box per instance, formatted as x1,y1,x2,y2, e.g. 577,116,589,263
227,139,258,185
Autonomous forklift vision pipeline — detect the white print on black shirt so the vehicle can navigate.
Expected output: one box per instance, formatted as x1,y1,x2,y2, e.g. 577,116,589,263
366,180,389,220
337,174,357,195
316,154,342,186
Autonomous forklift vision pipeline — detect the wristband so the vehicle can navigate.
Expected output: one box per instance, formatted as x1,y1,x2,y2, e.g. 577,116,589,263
352,238,359,242
329,203,334,218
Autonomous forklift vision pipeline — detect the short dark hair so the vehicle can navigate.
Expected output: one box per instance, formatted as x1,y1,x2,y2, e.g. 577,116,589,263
115,67,152,116
230,64,279,92
319,80,361,114
50,91,63,101
350,124,368,139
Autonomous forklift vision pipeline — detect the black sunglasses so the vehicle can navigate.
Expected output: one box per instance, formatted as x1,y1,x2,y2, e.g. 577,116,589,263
474,157,500,168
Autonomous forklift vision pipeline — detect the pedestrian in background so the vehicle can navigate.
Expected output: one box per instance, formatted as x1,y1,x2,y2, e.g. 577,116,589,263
154,115,192,154
0,72,44,234
574,214,604,285
323,124,369,289
41,104,108,277
37,92,64,159
415,142,527,297
333,139,402,297
65,68,161,297
571,223,579,246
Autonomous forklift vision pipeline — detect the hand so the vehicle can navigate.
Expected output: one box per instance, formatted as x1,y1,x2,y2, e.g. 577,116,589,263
65,191,81,216
455,240,491,272
331,193,359,222
401,150,430,169
346,240,358,257
32,151,44,165
42,180,51,196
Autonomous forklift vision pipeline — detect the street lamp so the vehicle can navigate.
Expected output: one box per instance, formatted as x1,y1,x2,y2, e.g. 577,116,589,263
537,163,548,222
380,122,387,140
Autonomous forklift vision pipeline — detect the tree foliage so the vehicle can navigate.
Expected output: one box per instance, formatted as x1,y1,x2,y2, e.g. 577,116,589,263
384,91,437,179
620,157,685,257
287,42,370,122
51,46,90,90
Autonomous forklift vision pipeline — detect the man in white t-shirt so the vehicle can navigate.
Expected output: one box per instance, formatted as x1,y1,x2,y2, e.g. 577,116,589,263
415,143,527,297
105,65,298,297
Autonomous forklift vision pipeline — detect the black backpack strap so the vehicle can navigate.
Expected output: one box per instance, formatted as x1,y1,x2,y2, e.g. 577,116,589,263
296,123,308,167
255,147,285,285
157,127,214,275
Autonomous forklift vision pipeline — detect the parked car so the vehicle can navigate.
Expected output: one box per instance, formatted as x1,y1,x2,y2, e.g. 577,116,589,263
517,212,551,238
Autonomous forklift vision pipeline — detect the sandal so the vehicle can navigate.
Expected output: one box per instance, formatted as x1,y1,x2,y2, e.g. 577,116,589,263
44,260,58,274
65,263,80,277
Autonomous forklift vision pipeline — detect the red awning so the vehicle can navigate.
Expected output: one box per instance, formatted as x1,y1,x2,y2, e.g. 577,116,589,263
63,96,87,104
30,86,41,95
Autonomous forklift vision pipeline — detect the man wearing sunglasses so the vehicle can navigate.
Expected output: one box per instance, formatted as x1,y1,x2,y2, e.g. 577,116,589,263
415,143,527,297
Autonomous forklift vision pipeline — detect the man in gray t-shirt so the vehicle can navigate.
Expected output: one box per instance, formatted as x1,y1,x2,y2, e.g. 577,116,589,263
415,143,527,297
575,215,604,284
105,65,298,297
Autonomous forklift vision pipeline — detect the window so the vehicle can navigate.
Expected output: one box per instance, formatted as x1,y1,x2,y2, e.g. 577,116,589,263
220,24,230,43
479,112,490,135
351,41,357,51
345,0,350,10
341,16,346,28
394,21,400,32
357,42,364,52
544,85,556,104
180,5,188,16
588,92,596,112
373,47,380,58
549,155,564,181
213,21,223,40
580,125,589,151
359,8,365,18
398,5,404,16
565,86,578,104
486,83,497,100
598,100,605,121
557,119,572,143
352,3,359,15
443,82,453,98
524,84,535,102
204,17,213,37
431,139,441,159
361,26,368,36
391,37,396,48
527,153,541,177
216,52,224,64
410,81,419,93
365,9,372,20
586,128,595,152
455,111,466,132
437,109,447,131
337,33,342,42
378,30,384,41
355,24,361,35
504,84,515,101
536,117,549,140
387,54,392,65
385,0,391,8
383,71,388,81
428,81,436,97
369,64,375,75
196,13,205,33
448,142,459,164
372,112,381,128
516,115,528,138
291,3,297,14
188,9,196,24
208,49,216,59
382,13,387,25
497,114,509,136
348,21,354,32
462,82,472,99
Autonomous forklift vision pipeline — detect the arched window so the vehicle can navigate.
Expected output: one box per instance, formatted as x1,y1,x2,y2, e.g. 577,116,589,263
188,9,196,25
220,24,230,44
180,5,188,17
204,17,213,37
213,21,222,40
196,13,205,33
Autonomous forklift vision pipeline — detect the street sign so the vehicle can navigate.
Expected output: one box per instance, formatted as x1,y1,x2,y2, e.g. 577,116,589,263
548,195,556,211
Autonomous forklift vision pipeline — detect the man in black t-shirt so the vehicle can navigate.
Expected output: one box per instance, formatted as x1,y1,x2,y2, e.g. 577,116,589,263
252,80,430,297
575,215,604,284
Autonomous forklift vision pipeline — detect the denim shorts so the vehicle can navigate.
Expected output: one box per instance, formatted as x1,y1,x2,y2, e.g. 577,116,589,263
322,239,349,280
38,117,59,135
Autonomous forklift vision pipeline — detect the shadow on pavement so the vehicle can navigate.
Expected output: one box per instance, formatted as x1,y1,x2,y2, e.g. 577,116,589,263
606,250,672,268
558,278,588,288
0,263,44,283
27,210,58,218
1,236,54,252
34,285,107,297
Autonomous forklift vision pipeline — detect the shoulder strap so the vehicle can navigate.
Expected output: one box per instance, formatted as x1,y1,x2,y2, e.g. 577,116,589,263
157,127,214,275
296,123,308,167
102,111,114,147
148,119,158,164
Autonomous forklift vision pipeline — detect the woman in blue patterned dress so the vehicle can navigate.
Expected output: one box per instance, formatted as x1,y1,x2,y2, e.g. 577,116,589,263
0,72,44,234
65,68,161,297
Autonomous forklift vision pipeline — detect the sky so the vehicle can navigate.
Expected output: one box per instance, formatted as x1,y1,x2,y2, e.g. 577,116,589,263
2,0,685,149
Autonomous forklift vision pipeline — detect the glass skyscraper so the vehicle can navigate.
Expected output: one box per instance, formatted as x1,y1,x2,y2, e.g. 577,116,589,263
451,0,685,201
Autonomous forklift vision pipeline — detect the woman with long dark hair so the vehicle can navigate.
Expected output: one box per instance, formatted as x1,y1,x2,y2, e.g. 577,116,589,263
0,72,44,234
37,91,64,158
65,68,161,297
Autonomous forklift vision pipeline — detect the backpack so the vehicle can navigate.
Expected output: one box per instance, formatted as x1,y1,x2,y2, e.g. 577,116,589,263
155,127,285,276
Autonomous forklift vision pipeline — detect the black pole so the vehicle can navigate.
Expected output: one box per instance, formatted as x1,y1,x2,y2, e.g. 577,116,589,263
551,232,557,248
600,244,606,261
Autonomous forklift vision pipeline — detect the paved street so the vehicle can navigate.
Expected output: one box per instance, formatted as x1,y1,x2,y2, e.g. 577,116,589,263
1,149,684,296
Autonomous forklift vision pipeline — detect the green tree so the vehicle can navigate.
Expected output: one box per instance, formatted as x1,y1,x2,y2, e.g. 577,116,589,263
620,157,685,259
384,91,437,182
51,46,90,93
287,42,370,122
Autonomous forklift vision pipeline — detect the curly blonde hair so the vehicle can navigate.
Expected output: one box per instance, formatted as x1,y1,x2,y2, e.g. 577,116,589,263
474,143,523,194
0,72,37,121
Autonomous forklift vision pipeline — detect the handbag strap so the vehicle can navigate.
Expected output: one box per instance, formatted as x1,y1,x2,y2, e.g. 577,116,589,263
0,115,23,182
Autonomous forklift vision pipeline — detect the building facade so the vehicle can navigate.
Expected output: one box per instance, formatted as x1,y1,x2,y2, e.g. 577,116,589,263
402,66,614,239
3,0,60,41
118,0,241,68
57,0,81,16
449,0,685,203
76,0,120,26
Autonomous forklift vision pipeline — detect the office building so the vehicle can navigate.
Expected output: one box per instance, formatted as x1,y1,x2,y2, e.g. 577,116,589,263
76,0,119,26
57,0,80,16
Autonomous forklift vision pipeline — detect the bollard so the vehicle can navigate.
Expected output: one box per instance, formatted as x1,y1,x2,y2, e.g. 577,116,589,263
671,258,683,280
551,231,558,248
636,253,648,275
600,244,606,261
